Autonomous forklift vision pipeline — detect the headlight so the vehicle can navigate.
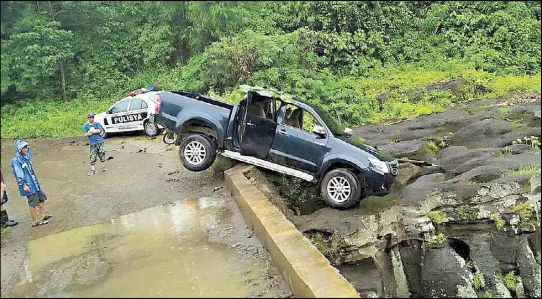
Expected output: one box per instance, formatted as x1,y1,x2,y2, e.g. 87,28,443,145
368,156,389,175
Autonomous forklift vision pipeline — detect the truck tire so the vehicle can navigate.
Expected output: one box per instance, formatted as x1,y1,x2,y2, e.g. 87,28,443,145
320,168,363,209
179,134,217,172
144,120,160,137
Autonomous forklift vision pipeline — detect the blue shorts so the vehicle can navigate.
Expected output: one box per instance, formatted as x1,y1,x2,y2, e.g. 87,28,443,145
27,190,47,207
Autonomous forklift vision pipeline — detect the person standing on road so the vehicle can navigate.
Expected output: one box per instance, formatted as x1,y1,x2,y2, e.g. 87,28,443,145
10,140,51,227
1,167,19,228
83,113,107,176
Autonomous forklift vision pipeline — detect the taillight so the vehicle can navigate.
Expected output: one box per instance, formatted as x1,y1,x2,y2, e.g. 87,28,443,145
155,95,161,114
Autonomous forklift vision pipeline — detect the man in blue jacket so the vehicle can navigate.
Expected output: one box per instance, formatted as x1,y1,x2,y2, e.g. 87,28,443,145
83,113,106,176
10,140,51,227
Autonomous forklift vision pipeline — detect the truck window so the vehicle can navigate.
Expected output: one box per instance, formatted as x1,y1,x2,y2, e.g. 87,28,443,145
280,104,324,135
246,94,276,121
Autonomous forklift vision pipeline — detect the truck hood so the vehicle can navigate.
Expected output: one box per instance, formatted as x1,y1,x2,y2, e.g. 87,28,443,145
339,136,396,162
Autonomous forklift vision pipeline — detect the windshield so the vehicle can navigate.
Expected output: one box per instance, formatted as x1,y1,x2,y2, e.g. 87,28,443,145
312,105,345,136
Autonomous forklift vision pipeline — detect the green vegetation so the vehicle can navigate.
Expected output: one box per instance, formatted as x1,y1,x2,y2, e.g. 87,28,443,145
427,211,448,224
1,1,541,138
508,202,536,229
490,213,506,231
484,291,496,298
473,271,484,291
498,271,520,292
210,156,237,177
494,147,513,158
458,205,479,222
505,165,542,176
512,136,542,149
428,233,448,245
536,251,541,265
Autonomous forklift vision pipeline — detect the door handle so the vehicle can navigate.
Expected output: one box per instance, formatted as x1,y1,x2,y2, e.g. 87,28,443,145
277,129,288,135
246,122,256,127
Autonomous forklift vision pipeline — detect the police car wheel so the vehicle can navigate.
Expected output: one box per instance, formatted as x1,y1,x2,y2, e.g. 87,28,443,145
144,121,160,137
179,134,217,172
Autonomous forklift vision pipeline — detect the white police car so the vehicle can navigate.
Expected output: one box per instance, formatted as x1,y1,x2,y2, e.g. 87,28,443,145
94,89,164,138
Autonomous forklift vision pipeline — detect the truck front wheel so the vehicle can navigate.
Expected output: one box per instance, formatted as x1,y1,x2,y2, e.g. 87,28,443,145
320,168,363,209
179,134,217,172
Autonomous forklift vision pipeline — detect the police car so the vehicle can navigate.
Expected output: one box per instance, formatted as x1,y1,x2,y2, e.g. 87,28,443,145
94,88,164,138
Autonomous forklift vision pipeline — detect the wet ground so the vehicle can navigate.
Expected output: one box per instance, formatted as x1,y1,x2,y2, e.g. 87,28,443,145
0,136,290,297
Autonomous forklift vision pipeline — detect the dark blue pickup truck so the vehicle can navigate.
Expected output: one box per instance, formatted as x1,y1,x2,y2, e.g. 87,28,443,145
154,86,398,209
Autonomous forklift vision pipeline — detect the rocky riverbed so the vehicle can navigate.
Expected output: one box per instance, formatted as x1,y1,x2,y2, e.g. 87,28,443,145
249,94,541,298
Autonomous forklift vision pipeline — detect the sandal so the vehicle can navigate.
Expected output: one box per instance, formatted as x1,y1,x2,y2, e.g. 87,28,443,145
31,220,49,227
88,170,97,176
43,215,52,221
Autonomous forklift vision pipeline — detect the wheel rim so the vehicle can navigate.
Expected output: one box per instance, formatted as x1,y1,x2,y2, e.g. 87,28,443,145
164,132,175,144
183,141,207,165
327,177,352,203
145,122,157,135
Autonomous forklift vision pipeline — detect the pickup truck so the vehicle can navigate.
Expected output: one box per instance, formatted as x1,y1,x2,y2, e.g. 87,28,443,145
154,86,398,209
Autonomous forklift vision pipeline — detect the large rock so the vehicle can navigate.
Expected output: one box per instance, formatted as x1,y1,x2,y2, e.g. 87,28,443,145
467,234,511,298
420,245,477,298
453,166,504,184
437,148,498,175
451,119,516,148
396,163,422,185
517,238,542,298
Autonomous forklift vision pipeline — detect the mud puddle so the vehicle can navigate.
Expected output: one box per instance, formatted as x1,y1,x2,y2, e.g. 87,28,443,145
6,195,290,298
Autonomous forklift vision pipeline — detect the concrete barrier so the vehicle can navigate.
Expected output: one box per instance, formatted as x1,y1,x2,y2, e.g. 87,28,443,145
225,165,359,298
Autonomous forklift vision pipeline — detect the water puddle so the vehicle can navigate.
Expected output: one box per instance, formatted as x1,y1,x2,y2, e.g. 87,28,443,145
8,197,288,298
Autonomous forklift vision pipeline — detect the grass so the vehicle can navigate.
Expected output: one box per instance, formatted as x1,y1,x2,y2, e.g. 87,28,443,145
483,291,496,298
537,251,541,265
1,98,113,138
1,65,540,138
505,165,541,177
210,156,237,177
490,213,506,231
494,147,513,158
498,271,520,291
508,202,536,229
427,211,448,225
428,233,447,245
473,271,484,291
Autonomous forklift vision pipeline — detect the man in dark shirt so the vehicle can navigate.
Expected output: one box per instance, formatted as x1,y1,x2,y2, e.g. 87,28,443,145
1,167,18,228
82,113,107,176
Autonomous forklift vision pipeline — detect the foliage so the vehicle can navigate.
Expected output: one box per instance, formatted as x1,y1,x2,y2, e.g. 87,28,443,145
428,233,447,245
508,202,536,229
512,136,541,149
494,147,513,158
1,1,541,138
498,271,520,291
483,291,496,298
537,251,541,265
427,211,448,225
473,271,484,291
490,213,506,231
505,165,541,177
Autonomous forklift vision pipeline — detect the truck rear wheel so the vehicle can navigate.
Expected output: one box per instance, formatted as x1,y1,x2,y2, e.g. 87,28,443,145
179,134,217,172
320,168,363,209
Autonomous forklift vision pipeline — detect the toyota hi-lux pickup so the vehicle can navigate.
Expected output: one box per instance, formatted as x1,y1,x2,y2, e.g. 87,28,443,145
154,86,398,209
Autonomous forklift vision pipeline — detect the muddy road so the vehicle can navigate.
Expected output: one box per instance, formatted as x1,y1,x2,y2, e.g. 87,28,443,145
0,136,290,297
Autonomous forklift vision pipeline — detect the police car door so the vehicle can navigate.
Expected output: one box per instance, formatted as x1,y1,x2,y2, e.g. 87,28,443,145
127,97,149,130
107,98,132,132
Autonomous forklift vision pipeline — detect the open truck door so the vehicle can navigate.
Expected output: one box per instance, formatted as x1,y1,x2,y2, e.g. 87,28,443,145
239,91,277,159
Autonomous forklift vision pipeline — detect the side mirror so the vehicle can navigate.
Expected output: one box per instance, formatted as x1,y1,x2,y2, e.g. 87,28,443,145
344,128,353,137
312,125,326,137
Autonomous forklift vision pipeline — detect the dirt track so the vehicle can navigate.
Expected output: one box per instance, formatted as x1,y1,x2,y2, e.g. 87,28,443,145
0,135,289,297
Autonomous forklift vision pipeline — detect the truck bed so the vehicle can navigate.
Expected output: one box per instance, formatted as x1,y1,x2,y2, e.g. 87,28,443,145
155,91,235,138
